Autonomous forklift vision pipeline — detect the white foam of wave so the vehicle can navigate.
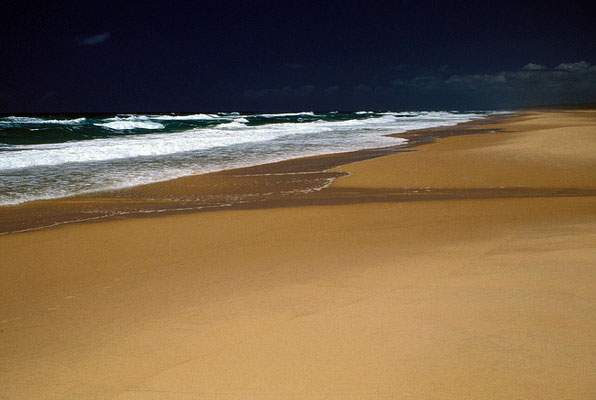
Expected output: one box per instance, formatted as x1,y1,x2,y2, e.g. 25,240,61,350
0,121,322,170
0,116,392,170
257,111,315,118
0,112,487,171
96,120,164,130
149,113,221,120
0,116,86,125
217,118,250,129
95,115,164,130
381,111,487,132
217,122,245,129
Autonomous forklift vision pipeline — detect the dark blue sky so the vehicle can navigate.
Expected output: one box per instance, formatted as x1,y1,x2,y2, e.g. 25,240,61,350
1,0,595,112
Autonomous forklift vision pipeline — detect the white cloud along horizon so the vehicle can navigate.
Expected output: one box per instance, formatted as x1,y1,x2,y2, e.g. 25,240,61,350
243,61,596,107
391,61,596,107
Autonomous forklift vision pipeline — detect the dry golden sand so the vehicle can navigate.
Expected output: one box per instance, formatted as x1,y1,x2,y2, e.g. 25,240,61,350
0,110,595,399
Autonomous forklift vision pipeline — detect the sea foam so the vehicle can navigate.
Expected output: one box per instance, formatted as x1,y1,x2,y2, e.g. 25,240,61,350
0,112,482,170
258,111,316,118
0,116,86,125
149,113,221,120
95,116,164,130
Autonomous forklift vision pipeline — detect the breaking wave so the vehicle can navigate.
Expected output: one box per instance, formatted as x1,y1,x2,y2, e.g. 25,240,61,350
94,116,164,130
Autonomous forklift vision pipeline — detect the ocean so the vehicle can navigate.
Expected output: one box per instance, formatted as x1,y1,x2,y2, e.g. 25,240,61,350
0,111,496,205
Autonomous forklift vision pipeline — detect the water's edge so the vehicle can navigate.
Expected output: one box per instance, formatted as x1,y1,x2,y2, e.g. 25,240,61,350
0,111,493,205
0,113,514,235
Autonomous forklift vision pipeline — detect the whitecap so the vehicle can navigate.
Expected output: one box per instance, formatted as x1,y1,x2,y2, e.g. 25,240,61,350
257,111,316,118
95,120,164,130
149,113,220,121
94,115,164,130
0,116,86,125
217,120,248,129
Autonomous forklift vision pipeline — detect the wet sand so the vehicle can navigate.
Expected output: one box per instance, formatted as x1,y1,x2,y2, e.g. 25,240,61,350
0,110,595,399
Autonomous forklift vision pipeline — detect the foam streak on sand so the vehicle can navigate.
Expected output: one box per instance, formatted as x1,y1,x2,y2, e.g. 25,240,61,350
0,110,595,399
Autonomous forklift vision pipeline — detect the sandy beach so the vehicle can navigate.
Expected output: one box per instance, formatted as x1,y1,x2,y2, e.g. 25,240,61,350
1,110,595,399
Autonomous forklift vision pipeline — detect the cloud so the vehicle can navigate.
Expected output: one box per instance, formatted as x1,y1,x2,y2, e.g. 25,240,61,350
389,61,596,107
445,72,508,86
242,62,596,109
443,62,596,90
554,61,592,72
522,63,547,71
76,32,111,46
393,61,596,91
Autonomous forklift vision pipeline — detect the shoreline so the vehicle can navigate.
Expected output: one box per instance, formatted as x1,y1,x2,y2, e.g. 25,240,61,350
0,112,512,235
